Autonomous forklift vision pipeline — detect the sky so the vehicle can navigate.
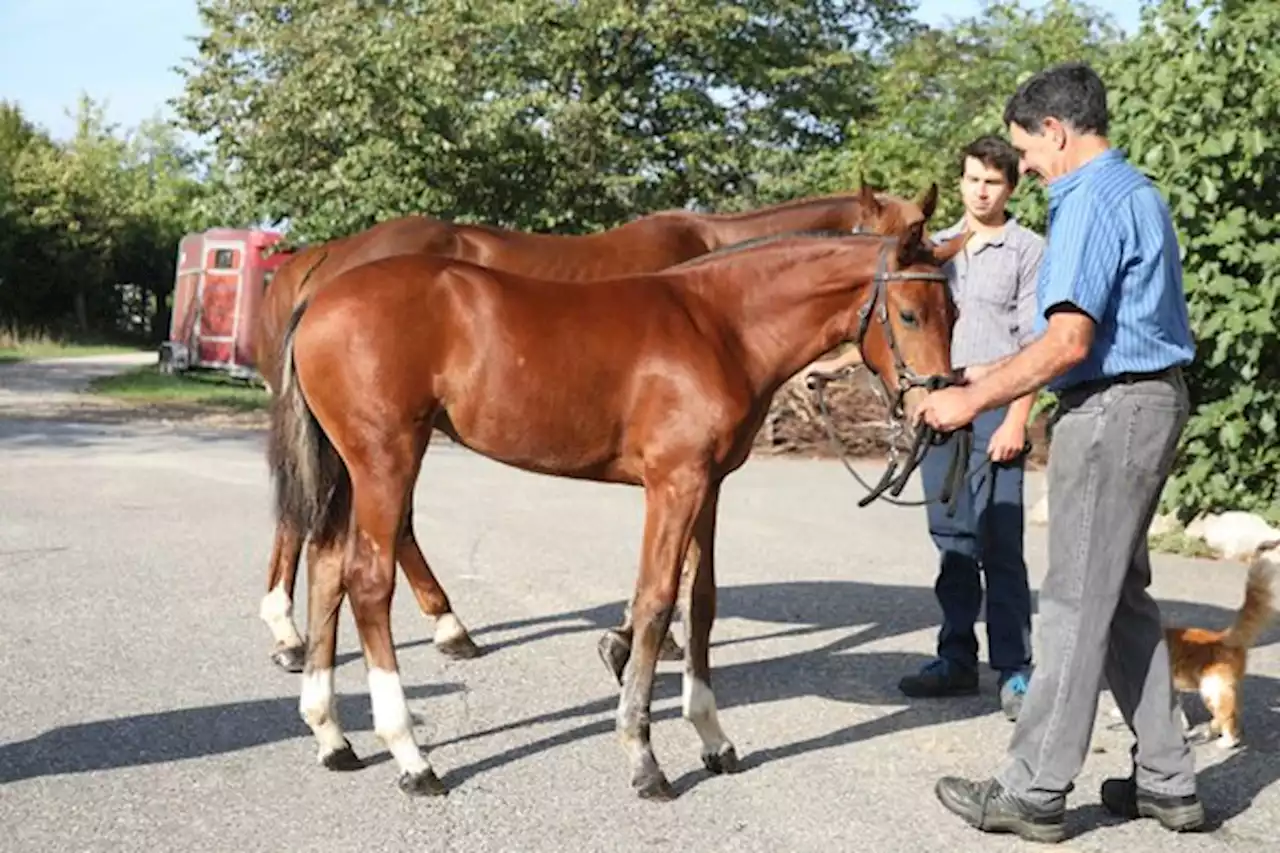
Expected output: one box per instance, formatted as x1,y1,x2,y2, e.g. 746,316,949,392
0,0,1148,143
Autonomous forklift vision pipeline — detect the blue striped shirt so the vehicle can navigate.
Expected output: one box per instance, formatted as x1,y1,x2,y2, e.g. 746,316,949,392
1035,148,1195,392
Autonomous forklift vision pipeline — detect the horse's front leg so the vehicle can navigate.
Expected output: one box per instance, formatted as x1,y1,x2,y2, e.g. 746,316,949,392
681,484,737,773
618,466,707,800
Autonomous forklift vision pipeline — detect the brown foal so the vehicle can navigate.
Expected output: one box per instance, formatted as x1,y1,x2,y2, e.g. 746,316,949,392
254,186,941,673
268,222,965,799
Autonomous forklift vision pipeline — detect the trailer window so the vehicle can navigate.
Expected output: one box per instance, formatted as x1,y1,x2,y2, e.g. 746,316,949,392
213,249,237,269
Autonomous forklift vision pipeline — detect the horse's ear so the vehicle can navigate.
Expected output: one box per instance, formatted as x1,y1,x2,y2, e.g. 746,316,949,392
930,231,970,266
896,219,928,267
918,182,938,221
858,177,880,212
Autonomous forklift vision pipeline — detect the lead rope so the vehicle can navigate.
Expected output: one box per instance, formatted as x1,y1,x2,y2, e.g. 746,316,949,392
810,370,999,517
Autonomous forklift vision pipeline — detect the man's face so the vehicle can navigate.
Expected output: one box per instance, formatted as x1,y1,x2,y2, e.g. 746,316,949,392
1008,120,1067,185
959,157,1013,224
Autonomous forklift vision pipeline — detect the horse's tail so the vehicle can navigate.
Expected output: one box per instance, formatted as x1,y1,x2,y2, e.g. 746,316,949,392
267,299,350,546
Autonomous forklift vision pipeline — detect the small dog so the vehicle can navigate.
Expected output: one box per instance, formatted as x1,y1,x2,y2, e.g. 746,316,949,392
1164,540,1279,748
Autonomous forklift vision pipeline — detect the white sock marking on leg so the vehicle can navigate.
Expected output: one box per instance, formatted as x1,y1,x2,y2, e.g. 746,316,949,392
368,668,430,776
682,673,731,754
299,668,348,758
260,581,303,649
433,613,467,646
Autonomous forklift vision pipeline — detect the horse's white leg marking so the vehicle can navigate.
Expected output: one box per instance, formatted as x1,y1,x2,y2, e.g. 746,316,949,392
368,668,431,776
433,613,467,647
299,668,347,759
682,671,732,757
260,581,304,649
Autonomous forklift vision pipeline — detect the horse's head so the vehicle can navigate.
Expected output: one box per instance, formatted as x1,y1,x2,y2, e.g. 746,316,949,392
854,225,967,432
839,180,939,243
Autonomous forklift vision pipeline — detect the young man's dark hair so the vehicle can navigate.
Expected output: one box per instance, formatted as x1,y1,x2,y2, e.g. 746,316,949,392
959,135,1020,189
1003,61,1109,136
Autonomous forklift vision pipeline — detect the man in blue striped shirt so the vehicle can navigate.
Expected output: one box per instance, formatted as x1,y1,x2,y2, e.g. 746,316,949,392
918,62,1201,842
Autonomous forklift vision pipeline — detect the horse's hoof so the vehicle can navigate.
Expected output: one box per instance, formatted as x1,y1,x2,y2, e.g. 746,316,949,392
398,768,448,797
702,746,740,775
271,644,306,673
321,744,364,772
633,770,675,801
658,633,684,661
597,630,631,685
435,633,482,660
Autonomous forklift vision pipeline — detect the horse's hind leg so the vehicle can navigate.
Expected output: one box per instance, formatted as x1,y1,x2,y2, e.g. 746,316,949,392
347,436,446,796
398,504,480,659
681,485,737,774
299,538,362,771
599,566,689,685
618,465,707,800
261,520,307,673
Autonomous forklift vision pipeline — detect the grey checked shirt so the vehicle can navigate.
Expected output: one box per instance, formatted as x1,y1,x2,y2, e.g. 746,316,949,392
935,216,1045,370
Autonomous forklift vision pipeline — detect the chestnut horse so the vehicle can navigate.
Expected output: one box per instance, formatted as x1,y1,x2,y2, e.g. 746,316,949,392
254,185,941,673
268,223,966,799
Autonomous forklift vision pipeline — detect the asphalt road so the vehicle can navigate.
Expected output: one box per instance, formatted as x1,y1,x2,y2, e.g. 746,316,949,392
0,359,1276,852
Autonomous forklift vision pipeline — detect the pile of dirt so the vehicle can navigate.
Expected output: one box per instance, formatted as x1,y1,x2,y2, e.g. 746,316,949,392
753,372,897,458
753,372,1052,470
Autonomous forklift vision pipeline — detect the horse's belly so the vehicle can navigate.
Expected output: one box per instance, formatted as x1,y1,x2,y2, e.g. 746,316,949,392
438,400,634,484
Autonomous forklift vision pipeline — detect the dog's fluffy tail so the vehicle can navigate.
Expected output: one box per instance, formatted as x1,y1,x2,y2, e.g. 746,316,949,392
1224,539,1280,648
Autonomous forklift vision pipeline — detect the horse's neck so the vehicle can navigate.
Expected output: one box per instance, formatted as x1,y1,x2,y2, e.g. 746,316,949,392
701,202,850,248
700,247,868,392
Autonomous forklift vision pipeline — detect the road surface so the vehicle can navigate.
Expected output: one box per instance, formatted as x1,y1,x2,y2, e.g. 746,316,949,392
1,409,1276,852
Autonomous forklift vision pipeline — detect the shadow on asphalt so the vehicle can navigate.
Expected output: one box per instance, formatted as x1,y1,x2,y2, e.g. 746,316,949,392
0,683,463,785
0,416,267,450
413,579,1280,826
3,578,1277,837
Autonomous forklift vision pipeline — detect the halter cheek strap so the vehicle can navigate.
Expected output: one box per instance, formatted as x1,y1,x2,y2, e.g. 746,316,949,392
811,232,969,512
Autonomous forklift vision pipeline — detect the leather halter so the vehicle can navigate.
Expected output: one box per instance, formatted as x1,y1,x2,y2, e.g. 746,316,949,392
850,233,955,421
811,229,970,512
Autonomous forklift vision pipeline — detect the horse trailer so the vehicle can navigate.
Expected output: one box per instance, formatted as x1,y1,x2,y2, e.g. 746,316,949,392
158,227,293,382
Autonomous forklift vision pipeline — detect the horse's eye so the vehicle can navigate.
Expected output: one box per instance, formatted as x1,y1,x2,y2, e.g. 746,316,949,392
899,310,919,327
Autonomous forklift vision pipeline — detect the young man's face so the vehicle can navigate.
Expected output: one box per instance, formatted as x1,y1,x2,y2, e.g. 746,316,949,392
959,156,1013,224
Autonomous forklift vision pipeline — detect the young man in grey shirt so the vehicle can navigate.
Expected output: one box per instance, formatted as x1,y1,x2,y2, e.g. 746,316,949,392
898,135,1044,720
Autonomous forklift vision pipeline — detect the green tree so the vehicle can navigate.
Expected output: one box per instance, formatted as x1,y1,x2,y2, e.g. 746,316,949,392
175,0,919,243
2,97,208,338
12,96,133,331
764,0,1123,226
1107,0,1280,521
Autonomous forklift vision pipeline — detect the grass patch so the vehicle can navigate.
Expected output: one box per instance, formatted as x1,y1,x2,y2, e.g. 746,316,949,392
87,365,269,412
1148,529,1220,559
0,325,146,362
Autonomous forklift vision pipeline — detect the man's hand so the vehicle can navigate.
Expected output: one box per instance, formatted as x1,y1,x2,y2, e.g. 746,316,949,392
916,385,982,433
987,418,1027,462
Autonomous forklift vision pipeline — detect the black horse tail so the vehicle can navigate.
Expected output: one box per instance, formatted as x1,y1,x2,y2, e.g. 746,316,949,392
267,299,350,546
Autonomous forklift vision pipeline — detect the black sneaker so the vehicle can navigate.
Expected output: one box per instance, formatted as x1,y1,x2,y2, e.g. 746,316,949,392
899,657,979,698
1100,776,1205,832
935,776,1066,843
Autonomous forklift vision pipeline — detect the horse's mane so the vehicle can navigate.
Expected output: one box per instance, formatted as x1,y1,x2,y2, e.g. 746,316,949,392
667,229,881,271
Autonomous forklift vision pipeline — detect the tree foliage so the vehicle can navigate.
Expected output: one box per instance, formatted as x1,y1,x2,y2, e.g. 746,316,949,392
764,0,1123,226
0,97,209,339
1106,0,1280,521
175,0,919,242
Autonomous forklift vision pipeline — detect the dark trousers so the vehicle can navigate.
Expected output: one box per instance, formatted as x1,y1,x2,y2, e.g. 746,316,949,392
919,405,1032,675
